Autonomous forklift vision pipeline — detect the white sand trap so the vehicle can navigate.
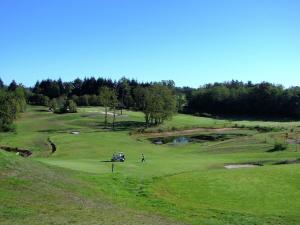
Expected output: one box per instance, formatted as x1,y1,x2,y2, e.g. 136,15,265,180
224,164,259,169
100,111,128,117
100,111,114,116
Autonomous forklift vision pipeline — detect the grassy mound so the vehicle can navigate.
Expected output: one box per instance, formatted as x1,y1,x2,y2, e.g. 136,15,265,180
0,152,185,225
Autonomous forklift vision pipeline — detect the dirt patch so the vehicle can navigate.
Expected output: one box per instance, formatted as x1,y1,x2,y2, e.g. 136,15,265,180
141,127,238,138
0,146,32,157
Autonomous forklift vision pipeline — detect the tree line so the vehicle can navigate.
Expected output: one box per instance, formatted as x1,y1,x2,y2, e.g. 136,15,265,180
1,76,300,132
28,77,179,127
186,80,300,118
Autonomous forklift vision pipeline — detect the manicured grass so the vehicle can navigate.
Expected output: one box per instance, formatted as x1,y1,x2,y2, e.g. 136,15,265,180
152,165,300,224
1,105,300,224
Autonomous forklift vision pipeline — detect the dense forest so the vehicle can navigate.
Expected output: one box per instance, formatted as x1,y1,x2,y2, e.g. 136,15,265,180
187,81,300,118
1,77,300,132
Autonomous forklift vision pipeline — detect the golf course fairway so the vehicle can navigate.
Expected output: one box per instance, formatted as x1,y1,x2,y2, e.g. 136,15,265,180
1,106,300,225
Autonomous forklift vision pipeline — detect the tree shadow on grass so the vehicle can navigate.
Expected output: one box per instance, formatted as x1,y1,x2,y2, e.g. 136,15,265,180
37,128,75,134
96,121,146,131
217,114,299,122
33,108,49,112
37,121,146,133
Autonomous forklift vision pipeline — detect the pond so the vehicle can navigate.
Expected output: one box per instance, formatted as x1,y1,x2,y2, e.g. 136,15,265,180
172,137,190,145
152,136,189,145
150,133,246,146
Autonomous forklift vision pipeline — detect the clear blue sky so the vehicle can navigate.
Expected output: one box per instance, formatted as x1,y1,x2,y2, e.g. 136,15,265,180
1,0,300,88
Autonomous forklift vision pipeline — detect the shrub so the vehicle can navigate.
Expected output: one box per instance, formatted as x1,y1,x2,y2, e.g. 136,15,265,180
171,126,178,131
272,143,288,152
48,98,58,111
252,126,279,133
53,99,77,114
158,128,164,133
66,100,77,113
0,120,16,132
61,100,77,113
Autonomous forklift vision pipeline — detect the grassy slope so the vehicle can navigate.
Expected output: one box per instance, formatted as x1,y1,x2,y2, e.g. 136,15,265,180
1,106,300,225
0,152,185,225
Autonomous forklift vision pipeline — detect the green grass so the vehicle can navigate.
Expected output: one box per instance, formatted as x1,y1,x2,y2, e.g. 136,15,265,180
152,165,300,224
1,105,300,225
0,152,183,225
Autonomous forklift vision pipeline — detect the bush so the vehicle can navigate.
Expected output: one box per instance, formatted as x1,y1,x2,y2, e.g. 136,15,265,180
53,99,77,114
272,143,288,152
48,98,58,111
252,125,279,133
0,121,16,132
65,100,77,113
171,126,178,131
57,100,77,114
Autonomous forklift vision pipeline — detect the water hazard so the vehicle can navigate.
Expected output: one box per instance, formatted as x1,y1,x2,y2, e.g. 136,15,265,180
150,133,246,145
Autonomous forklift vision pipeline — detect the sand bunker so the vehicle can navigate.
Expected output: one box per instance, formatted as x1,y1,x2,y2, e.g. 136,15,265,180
224,164,260,169
100,112,128,117
225,159,300,169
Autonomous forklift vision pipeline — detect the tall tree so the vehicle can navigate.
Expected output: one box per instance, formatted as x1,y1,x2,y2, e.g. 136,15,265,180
133,86,148,111
110,90,119,130
0,78,4,89
100,87,113,128
72,78,83,96
143,84,177,126
8,80,18,91
117,77,131,114
0,88,26,131
57,78,64,95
